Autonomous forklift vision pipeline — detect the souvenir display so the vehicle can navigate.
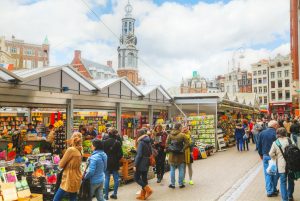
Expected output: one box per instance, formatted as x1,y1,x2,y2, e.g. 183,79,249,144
188,115,215,145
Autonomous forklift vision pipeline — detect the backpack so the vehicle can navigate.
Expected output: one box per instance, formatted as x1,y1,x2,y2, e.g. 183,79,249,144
276,138,300,180
167,139,184,154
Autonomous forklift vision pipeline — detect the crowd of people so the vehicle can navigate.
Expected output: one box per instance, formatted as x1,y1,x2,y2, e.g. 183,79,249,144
52,122,194,201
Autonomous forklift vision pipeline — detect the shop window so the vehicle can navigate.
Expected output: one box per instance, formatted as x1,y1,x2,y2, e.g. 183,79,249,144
263,70,267,75
278,80,282,88
271,81,275,88
285,79,290,87
285,90,290,100
264,96,267,104
271,72,275,79
278,71,282,78
271,91,275,100
254,87,257,93
285,70,289,77
264,86,267,93
258,78,262,84
253,78,257,84
263,77,267,84
278,91,283,100
259,87,262,93
253,71,257,76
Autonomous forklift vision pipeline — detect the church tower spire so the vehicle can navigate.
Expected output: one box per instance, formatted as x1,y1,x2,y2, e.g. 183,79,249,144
117,0,139,85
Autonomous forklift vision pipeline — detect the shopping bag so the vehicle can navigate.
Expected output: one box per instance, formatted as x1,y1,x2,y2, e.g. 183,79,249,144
78,178,91,201
266,159,277,175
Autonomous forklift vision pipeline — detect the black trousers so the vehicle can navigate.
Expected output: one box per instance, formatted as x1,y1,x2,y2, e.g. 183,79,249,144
155,149,166,179
134,171,148,189
243,139,249,151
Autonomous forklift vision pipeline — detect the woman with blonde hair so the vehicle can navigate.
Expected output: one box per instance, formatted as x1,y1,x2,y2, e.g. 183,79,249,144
53,132,83,201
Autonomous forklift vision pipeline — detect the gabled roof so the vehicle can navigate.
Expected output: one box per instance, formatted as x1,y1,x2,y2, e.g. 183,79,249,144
81,59,115,74
137,85,172,100
13,65,98,91
93,77,143,96
0,66,23,82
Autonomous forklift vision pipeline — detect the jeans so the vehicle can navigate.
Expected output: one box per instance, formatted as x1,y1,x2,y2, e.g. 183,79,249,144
91,183,104,201
243,139,249,151
104,171,119,197
279,173,295,201
236,138,243,151
170,163,185,186
263,155,279,195
254,134,259,150
292,134,299,147
134,171,148,188
53,188,77,201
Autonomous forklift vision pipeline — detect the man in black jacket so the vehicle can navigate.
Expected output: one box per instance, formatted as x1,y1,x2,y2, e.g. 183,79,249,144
290,119,300,147
103,128,123,200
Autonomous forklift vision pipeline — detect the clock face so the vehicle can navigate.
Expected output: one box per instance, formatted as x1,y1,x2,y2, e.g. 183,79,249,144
126,34,136,45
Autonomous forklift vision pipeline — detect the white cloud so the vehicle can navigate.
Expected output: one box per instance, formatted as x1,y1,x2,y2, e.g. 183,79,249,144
0,0,290,88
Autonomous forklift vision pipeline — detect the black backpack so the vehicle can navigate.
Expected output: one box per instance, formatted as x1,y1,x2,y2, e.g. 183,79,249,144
276,138,300,172
167,139,184,154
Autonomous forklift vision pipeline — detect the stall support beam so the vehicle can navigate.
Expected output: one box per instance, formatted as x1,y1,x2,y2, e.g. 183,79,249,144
148,105,153,127
66,99,74,139
167,106,172,120
116,103,122,135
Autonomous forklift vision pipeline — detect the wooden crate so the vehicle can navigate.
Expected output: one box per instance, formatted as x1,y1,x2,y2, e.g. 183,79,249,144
120,158,135,182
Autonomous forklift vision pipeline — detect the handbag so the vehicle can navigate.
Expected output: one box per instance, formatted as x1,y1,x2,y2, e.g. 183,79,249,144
78,162,91,201
146,145,156,167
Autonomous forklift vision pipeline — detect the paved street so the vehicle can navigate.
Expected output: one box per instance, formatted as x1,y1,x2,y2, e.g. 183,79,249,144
101,144,300,201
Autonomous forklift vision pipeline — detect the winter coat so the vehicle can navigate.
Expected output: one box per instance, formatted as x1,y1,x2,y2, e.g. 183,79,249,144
283,121,292,133
234,126,245,140
269,137,290,173
103,136,123,172
184,131,192,164
59,147,82,193
290,122,300,135
153,131,168,148
258,128,276,157
84,150,107,184
135,135,152,172
166,130,189,165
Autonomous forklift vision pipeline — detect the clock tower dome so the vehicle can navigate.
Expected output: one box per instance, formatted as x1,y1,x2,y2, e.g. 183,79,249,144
117,0,139,85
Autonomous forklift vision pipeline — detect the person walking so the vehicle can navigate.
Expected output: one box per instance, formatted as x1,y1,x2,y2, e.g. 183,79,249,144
166,123,189,189
53,132,83,201
182,127,194,185
84,139,107,201
242,120,249,151
283,117,292,137
249,120,255,144
134,129,153,200
235,123,245,152
253,120,263,151
152,124,168,183
290,119,300,147
269,128,295,201
258,120,279,197
103,128,123,200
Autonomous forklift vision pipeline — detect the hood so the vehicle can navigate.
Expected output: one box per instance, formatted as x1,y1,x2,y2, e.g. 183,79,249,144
170,130,181,136
93,150,106,158
137,134,150,143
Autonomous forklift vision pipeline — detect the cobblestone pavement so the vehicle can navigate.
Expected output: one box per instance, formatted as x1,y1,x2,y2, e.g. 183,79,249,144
97,144,300,201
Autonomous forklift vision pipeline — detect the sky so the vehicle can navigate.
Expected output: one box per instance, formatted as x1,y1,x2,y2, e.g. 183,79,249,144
0,0,290,88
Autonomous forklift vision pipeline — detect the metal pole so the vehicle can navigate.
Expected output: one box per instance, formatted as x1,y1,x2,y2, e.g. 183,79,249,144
66,99,73,139
215,102,218,150
148,105,153,127
116,103,122,135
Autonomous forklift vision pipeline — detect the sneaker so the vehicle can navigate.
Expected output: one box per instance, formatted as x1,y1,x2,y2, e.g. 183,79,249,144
157,178,162,183
183,179,186,184
288,197,294,201
267,193,277,197
179,185,185,189
189,180,194,185
168,184,175,189
110,194,117,199
104,196,109,200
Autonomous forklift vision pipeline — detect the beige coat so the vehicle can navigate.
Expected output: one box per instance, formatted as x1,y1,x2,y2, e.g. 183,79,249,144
269,137,290,174
59,147,82,192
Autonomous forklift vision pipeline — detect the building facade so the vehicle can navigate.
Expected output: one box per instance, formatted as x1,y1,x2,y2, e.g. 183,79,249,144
290,0,299,81
180,71,207,93
268,54,294,116
2,35,49,70
238,71,252,93
71,50,117,80
216,75,225,92
117,2,140,85
223,70,240,94
251,59,269,112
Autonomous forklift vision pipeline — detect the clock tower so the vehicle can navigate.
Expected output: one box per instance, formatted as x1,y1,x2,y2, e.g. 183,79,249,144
117,0,139,85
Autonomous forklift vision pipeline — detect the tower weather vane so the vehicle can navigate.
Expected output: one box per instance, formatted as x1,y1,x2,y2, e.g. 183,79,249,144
125,0,133,17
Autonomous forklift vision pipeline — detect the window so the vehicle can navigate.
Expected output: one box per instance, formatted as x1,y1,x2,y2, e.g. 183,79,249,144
254,87,257,93
271,72,275,79
263,77,267,84
229,76,231,81
285,79,290,87
264,86,267,93
10,47,17,54
258,78,262,84
285,70,289,77
277,62,282,67
259,97,263,104
263,70,267,75
247,79,251,84
264,96,267,104
285,90,290,100
253,71,257,76
271,81,275,88
271,91,276,100
278,80,282,88
258,70,261,75
278,71,282,78
129,22,132,32
259,87,262,93
253,78,257,84
127,52,134,67
278,91,283,100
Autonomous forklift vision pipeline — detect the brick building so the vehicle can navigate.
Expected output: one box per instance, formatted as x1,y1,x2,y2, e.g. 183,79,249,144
180,71,207,94
238,71,252,93
71,50,117,80
2,35,49,70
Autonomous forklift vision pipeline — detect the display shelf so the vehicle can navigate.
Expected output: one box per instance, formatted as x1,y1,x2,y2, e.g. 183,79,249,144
0,116,29,132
